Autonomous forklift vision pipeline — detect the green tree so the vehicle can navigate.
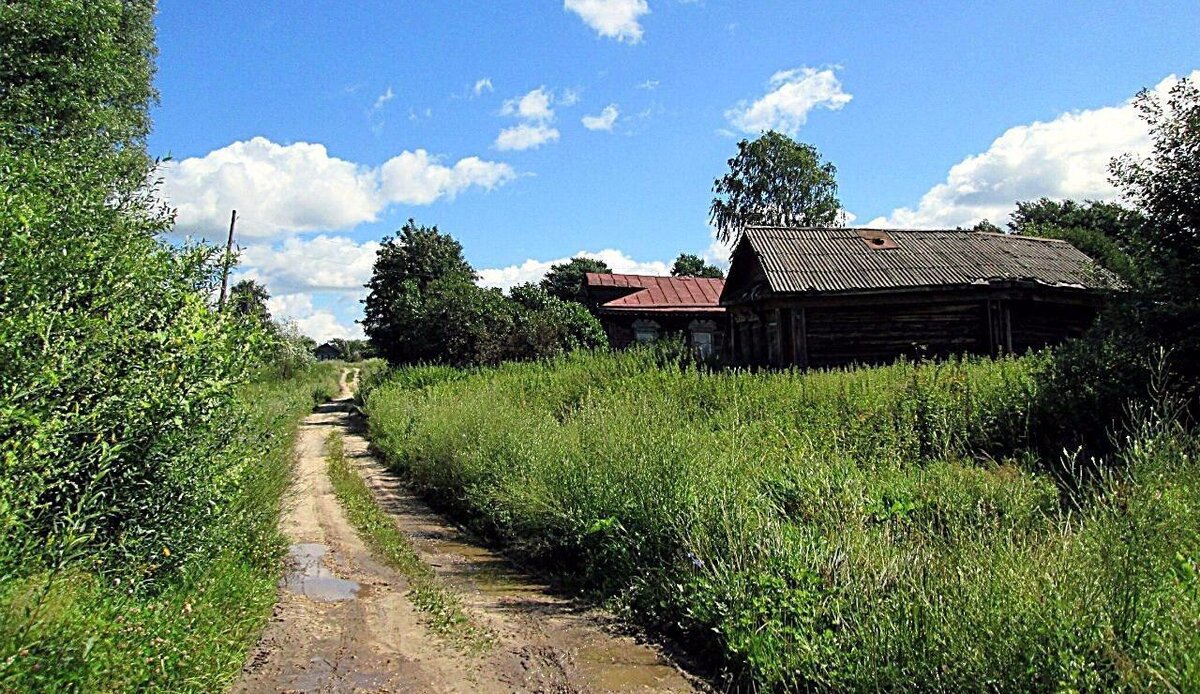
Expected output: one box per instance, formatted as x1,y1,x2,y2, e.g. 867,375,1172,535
1005,198,1141,283
229,279,272,322
1034,77,1200,452
540,257,612,304
670,253,724,278
1110,78,1200,305
405,277,520,367
710,130,843,245
510,283,609,356
0,0,272,574
361,219,475,364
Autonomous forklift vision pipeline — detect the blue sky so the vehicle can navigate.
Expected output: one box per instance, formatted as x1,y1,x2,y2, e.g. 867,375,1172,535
151,0,1200,341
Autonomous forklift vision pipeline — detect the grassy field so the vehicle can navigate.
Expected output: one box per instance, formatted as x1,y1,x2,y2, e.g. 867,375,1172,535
0,363,341,692
363,349,1200,691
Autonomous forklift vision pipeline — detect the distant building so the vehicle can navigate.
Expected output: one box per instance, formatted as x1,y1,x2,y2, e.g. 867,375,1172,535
314,342,341,361
720,226,1117,368
584,272,726,359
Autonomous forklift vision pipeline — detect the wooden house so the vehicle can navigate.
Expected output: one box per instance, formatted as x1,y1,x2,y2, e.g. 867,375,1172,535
720,226,1116,368
314,342,341,361
584,272,726,359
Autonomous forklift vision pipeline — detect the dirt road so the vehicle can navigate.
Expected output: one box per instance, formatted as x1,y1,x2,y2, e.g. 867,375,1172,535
235,376,704,693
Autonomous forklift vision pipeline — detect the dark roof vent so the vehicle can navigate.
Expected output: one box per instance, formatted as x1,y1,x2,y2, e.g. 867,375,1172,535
857,229,899,250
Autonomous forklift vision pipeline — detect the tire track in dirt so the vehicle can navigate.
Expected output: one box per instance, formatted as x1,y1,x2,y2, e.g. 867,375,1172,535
235,373,706,693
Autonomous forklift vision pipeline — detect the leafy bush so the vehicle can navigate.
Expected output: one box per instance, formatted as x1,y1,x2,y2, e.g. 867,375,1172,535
365,350,1200,690
0,364,341,691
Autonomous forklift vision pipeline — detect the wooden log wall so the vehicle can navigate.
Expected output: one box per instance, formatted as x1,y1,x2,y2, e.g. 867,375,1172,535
805,301,986,367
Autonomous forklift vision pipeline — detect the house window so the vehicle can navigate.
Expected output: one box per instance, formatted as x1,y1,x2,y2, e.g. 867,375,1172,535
766,312,780,365
689,319,718,360
632,319,660,343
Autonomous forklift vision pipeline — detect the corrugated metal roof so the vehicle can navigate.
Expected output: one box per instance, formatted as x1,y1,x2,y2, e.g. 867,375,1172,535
585,272,726,312
738,226,1117,295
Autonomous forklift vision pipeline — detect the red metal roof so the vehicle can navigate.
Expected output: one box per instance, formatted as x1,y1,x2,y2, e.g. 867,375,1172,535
585,273,726,312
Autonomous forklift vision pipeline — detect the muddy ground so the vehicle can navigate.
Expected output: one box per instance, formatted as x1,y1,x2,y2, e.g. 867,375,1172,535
234,376,706,693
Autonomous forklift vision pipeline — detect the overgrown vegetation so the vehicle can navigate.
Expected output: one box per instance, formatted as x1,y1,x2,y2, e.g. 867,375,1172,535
1,2,342,688
0,364,341,691
325,431,492,649
364,349,1200,690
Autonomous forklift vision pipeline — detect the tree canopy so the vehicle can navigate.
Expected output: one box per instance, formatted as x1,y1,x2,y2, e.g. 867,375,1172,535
1111,77,1200,304
229,279,272,323
710,130,843,246
670,253,724,279
0,0,286,578
540,256,612,304
363,224,607,366
1004,198,1141,283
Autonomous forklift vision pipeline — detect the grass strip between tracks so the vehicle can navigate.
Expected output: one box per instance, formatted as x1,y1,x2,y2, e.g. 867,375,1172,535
324,430,493,651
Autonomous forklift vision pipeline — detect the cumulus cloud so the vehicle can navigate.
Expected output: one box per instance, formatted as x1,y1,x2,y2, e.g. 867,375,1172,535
378,150,516,204
243,236,379,343
501,87,555,122
495,86,576,150
560,88,582,107
294,310,363,342
564,0,649,43
267,292,363,343
726,67,852,135
160,137,515,240
495,123,561,151
582,104,620,131
866,71,1199,229
473,77,494,96
478,248,672,290
238,235,379,295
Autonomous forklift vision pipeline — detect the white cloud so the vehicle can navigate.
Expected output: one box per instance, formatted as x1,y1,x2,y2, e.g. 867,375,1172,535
294,310,363,343
582,104,620,131
564,0,649,43
266,292,315,320
478,249,671,290
867,71,1198,229
636,79,660,90
495,86,575,150
560,88,582,107
267,292,363,343
473,77,494,96
501,87,555,122
378,150,516,204
726,67,852,135
372,86,395,112
245,237,379,343
495,123,561,151
160,137,516,240
701,225,733,271
238,235,379,295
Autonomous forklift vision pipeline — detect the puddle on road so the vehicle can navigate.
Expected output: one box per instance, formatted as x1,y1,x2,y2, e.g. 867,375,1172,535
576,638,685,691
424,538,541,596
282,543,361,602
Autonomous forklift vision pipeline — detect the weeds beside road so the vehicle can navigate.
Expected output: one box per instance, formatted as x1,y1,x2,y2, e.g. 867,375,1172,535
0,364,341,692
363,349,1200,691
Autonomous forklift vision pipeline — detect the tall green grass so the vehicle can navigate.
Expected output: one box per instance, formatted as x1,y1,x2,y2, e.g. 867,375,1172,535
0,363,341,692
364,350,1200,691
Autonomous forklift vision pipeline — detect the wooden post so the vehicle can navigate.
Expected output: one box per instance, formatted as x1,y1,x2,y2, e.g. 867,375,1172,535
217,210,237,312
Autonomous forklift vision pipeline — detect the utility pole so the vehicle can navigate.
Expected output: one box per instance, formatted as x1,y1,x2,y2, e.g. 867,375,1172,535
217,209,237,312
